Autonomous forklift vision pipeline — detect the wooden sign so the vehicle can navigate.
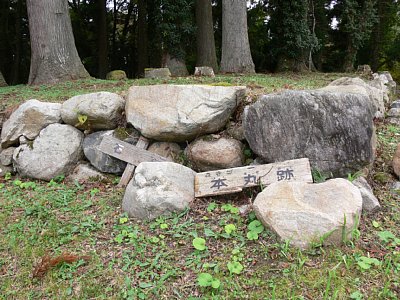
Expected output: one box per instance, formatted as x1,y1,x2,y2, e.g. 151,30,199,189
194,158,313,198
98,135,167,167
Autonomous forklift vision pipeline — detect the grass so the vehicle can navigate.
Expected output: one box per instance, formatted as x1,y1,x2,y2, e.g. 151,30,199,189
0,73,399,299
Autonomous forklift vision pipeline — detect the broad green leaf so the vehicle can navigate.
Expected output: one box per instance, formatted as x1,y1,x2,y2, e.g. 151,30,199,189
211,279,221,289
378,231,396,243
227,261,244,274
248,220,264,234
247,231,259,240
197,273,213,287
224,224,236,234
119,217,128,224
193,237,206,251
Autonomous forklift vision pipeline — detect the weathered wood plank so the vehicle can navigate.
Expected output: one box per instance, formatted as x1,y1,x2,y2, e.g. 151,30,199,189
98,135,167,166
118,136,150,188
194,158,313,198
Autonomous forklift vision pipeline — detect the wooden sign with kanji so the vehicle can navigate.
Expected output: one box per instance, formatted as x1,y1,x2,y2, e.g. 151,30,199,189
194,158,313,198
98,135,167,187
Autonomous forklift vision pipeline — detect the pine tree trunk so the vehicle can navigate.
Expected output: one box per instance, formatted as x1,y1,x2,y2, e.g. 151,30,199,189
0,71,7,87
97,0,108,79
137,0,148,77
27,0,89,85
196,0,218,72
220,0,255,74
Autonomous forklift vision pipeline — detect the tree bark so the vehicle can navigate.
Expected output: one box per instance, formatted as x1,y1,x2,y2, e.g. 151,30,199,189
10,0,22,84
196,0,218,72
26,0,90,85
0,71,7,87
220,0,255,74
137,0,148,77
343,44,357,73
97,0,108,79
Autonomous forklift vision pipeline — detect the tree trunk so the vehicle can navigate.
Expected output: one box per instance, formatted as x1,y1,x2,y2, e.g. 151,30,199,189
196,0,218,72
343,45,357,73
10,0,22,84
26,0,89,85
0,71,7,87
220,0,255,74
137,0,148,77
97,0,108,79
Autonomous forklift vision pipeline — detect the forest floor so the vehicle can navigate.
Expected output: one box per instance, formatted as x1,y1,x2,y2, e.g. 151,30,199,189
0,73,399,299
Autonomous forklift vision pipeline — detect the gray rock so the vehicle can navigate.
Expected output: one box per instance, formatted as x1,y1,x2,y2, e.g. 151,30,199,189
244,90,375,177
122,162,196,220
321,77,386,119
253,179,363,249
61,92,125,130
147,142,182,162
352,177,381,213
387,118,400,126
82,131,127,174
186,137,244,171
0,164,12,177
164,54,189,77
144,68,171,79
391,100,400,109
1,100,61,148
387,108,400,118
226,122,245,141
67,163,106,183
19,136,28,145
0,147,16,166
194,67,215,77
13,124,83,181
389,182,400,198
126,85,246,142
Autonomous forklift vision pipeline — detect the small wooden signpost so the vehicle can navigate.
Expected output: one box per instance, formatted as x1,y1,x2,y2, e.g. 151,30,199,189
98,135,167,187
194,158,313,198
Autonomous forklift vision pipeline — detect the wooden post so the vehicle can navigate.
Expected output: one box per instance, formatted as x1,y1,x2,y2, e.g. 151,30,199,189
118,136,149,187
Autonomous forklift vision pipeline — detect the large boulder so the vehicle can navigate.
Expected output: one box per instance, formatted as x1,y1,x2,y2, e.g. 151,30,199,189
1,100,61,148
244,90,375,177
82,131,128,174
126,85,246,142
122,162,196,220
253,179,363,249
61,92,125,130
319,77,386,119
186,137,244,171
13,124,83,181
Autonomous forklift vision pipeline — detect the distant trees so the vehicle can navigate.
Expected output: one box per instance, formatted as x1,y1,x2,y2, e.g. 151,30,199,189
1,0,400,84
26,0,89,85
268,0,319,72
220,0,255,73
332,0,377,72
196,0,218,71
